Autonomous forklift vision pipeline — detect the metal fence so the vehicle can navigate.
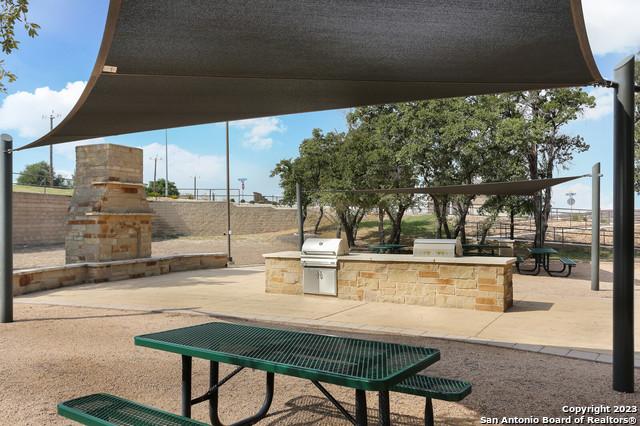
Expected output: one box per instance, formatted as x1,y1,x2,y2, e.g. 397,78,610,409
175,188,284,204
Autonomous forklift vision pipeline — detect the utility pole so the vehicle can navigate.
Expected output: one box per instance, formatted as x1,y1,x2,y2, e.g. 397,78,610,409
165,129,169,197
150,155,162,194
226,121,232,263
566,192,576,227
238,177,247,202
42,111,60,187
192,175,199,199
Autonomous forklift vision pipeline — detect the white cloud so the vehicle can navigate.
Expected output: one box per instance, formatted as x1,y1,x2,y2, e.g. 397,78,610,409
230,117,285,150
141,142,225,189
583,0,640,56
580,86,614,122
0,81,86,138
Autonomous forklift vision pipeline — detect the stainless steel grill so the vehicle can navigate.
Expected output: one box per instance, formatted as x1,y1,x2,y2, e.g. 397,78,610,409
413,238,462,258
301,238,348,296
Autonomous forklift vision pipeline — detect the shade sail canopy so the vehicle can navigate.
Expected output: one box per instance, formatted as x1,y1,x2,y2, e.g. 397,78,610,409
21,0,602,150
340,176,587,196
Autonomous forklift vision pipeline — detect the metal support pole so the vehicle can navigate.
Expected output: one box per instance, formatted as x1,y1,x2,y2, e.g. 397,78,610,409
296,182,304,250
612,56,634,393
591,162,601,291
225,122,232,263
181,355,192,417
0,134,12,323
165,129,169,197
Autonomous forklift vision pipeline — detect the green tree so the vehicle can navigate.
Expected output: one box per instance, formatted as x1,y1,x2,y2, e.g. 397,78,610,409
17,161,68,187
319,130,379,247
145,178,179,197
0,0,39,92
271,128,334,233
398,96,507,242
347,106,417,244
498,88,595,246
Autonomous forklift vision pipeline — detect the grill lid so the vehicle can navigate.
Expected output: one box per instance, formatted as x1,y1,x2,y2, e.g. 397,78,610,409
301,238,349,257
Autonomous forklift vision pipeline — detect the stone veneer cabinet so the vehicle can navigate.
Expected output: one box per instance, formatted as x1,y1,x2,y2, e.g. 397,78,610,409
65,144,154,264
264,252,515,312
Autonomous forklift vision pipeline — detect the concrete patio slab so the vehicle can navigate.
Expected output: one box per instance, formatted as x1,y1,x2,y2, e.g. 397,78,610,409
17,264,640,365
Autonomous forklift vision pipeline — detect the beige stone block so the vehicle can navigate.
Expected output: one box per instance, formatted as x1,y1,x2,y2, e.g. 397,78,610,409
379,280,397,289
435,294,456,307
364,289,379,302
405,294,436,306
439,265,475,279
435,285,455,295
475,304,504,312
476,296,497,306
455,279,477,289
418,277,454,286
339,270,358,281
381,288,396,296
455,288,479,297
379,295,405,304
478,284,501,293
476,266,498,279
357,277,379,290
283,272,299,284
417,270,439,278
456,295,476,309
388,269,417,283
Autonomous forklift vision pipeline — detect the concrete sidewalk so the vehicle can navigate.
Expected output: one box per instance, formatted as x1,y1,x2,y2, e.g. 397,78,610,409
17,263,640,366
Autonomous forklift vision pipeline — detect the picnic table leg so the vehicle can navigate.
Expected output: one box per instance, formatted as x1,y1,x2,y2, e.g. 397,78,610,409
181,355,192,418
355,389,367,426
209,361,274,426
378,391,390,425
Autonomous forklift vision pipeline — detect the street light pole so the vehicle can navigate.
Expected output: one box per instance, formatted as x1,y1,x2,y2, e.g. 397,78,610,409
165,129,169,197
226,122,232,263
43,111,60,187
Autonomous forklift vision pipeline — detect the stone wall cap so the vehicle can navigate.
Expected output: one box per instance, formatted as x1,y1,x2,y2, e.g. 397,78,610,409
263,251,516,265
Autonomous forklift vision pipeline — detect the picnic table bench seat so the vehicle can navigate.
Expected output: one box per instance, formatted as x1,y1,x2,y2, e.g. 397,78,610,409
58,393,208,426
392,375,472,426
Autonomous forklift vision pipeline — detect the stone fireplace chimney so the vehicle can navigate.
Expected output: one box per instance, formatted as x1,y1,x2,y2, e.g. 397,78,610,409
65,144,153,264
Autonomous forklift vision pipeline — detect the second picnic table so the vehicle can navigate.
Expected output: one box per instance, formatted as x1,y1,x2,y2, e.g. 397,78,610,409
135,322,440,426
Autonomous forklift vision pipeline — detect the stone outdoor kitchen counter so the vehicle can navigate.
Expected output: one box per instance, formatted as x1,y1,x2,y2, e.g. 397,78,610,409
264,251,515,312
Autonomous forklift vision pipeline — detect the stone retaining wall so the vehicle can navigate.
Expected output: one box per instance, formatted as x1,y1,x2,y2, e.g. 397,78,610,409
13,253,227,296
265,253,513,312
151,201,321,237
13,192,70,246
11,192,321,246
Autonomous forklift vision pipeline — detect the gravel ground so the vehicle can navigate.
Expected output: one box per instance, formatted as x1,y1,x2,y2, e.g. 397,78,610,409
1,304,639,425
13,233,298,270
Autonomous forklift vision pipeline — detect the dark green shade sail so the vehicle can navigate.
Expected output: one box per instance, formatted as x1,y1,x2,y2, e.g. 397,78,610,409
20,0,602,150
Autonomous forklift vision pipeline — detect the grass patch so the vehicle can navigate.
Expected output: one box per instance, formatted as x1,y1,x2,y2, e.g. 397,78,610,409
13,184,73,196
358,214,439,243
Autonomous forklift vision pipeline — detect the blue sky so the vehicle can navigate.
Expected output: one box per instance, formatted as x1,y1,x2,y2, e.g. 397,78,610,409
0,0,638,208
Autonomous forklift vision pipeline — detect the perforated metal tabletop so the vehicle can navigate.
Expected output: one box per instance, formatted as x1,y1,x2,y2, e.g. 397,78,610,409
135,322,439,391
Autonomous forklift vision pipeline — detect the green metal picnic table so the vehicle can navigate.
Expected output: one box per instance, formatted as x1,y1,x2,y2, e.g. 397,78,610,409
135,322,440,426
518,247,558,275
368,244,407,254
